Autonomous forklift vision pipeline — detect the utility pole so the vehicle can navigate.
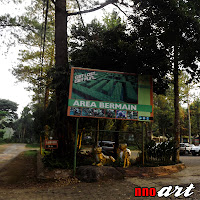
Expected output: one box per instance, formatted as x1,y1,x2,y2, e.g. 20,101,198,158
188,94,191,144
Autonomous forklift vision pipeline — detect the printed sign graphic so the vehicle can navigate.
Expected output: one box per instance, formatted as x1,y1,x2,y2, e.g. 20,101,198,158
67,67,153,121
44,140,58,149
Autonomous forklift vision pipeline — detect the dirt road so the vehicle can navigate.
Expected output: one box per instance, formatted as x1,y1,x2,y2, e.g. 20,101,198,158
0,144,200,200
127,155,200,192
0,143,27,169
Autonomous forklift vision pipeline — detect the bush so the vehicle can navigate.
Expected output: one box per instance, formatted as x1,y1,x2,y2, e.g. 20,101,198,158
77,151,95,166
42,151,73,169
0,138,6,144
26,143,40,148
135,140,178,166
146,140,176,162
112,157,124,167
42,150,96,169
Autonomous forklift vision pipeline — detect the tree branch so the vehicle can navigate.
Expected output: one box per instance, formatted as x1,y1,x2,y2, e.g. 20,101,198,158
67,0,118,16
112,3,128,17
50,0,55,5
0,24,36,32
75,0,85,28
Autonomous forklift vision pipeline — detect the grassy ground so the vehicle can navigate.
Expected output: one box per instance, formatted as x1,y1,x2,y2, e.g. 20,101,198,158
26,143,40,148
24,150,38,156
0,150,38,188
0,141,6,145
128,146,140,151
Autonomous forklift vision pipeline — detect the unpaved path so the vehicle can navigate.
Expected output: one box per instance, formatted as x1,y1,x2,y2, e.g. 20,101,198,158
0,144,76,189
127,155,200,190
0,144,200,199
0,143,27,169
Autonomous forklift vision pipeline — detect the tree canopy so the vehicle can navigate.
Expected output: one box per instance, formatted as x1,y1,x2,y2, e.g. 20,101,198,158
0,99,18,120
2,0,200,161
0,99,18,133
70,11,170,94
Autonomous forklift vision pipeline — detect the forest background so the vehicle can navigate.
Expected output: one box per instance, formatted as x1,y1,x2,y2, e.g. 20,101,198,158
1,0,200,162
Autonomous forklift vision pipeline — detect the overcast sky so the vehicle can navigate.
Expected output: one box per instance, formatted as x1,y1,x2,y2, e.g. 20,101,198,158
0,1,33,116
0,1,116,116
1,0,200,118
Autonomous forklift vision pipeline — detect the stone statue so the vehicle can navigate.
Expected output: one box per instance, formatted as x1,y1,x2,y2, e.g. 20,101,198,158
93,147,115,166
119,144,131,168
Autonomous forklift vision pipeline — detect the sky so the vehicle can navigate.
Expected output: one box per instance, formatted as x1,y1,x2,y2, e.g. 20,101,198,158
0,1,33,116
2,1,197,116
0,1,116,116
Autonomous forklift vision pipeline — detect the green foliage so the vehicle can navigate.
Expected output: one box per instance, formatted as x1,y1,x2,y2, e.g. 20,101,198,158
0,99,18,135
42,151,73,169
131,0,200,81
0,138,6,144
42,150,96,169
76,152,95,166
0,130,5,138
153,93,174,137
103,11,124,30
70,11,170,95
0,111,7,120
0,99,18,120
144,140,178,165
10,0,55,104
32,103,46,140
13,106,36,143
190,98,200,136
128,146,139,151
112,157,124,167
24,150,37,157
25,143,40,148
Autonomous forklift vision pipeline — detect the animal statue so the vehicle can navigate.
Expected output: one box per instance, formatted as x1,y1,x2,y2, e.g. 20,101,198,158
93,147,115,166
119,144,131,168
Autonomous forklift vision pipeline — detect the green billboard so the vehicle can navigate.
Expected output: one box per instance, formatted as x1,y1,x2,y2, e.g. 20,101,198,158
67,67,153,121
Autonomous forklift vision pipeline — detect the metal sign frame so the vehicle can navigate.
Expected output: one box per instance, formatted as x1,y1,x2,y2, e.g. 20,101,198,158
67,67,153,121
44,140,58,149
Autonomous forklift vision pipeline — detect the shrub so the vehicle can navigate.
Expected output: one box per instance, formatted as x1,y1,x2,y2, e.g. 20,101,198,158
145,140,177,163
135,140,178,166
42,151,73,169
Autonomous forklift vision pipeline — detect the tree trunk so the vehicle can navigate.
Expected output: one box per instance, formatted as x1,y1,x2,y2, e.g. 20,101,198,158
173,43,180,162
55,0,72,156
44,45,54,140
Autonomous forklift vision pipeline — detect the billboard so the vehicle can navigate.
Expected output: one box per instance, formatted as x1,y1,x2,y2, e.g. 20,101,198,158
67,67,153,121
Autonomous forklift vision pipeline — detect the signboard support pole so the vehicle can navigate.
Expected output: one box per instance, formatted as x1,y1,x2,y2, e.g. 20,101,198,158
40,136,42,155
73,117,79,176
96,119,100,147
142,122,145,166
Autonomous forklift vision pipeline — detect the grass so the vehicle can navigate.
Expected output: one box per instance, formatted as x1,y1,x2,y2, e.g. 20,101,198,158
134,160,181,167
0,139,6,145
128,146,140,151
24,150,37,157
26,143,40,148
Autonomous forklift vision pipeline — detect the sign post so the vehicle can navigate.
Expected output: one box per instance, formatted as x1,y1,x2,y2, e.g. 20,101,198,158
73,117,79,176
40,136,42,155
142,122,145,166
67,67,154,168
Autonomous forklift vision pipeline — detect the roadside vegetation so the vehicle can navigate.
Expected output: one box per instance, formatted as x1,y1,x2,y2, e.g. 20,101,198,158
25,143,40,148
1,0,200,167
